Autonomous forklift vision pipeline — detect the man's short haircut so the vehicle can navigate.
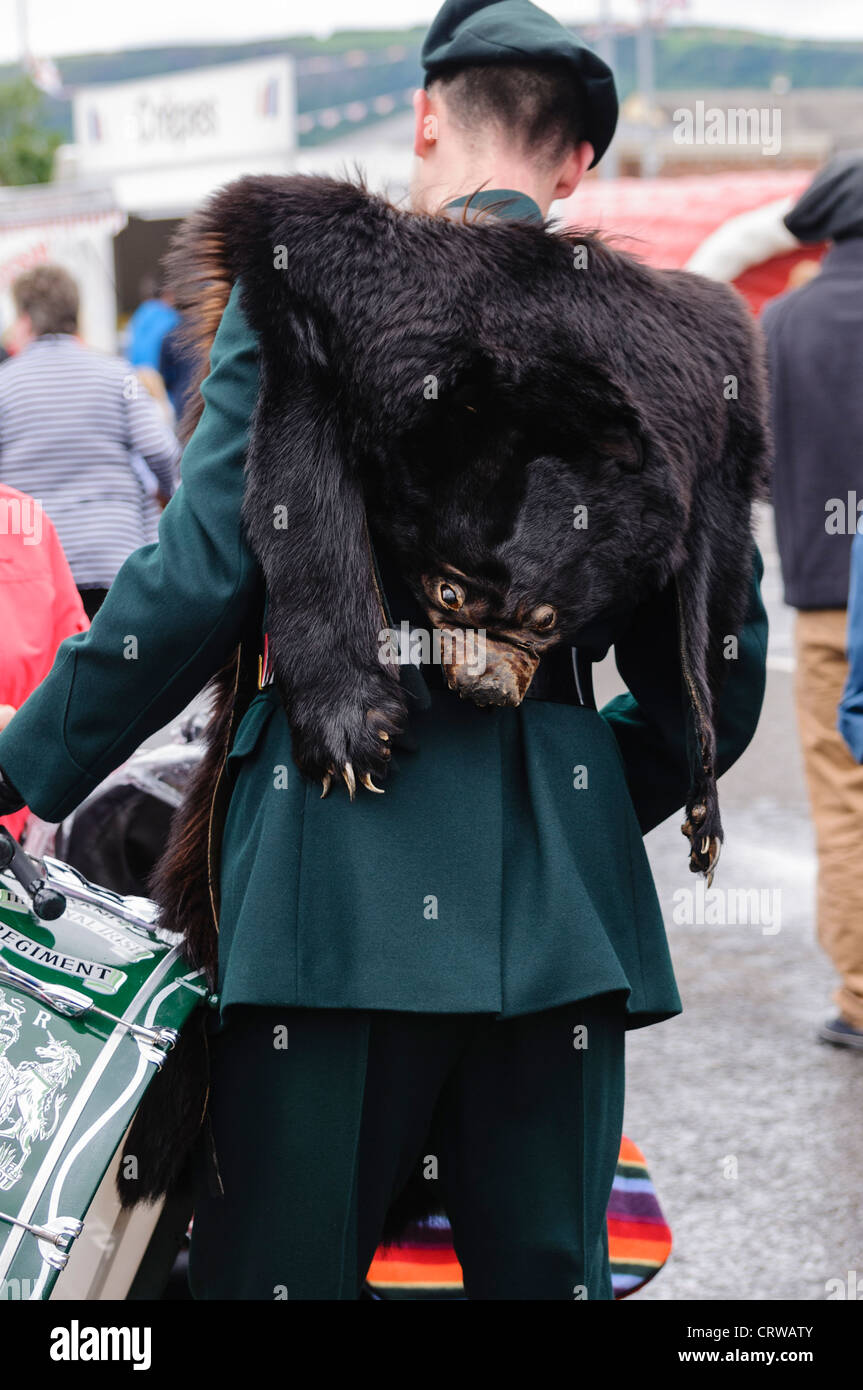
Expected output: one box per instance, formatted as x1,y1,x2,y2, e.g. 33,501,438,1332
428,59,588,167
12,264,80,337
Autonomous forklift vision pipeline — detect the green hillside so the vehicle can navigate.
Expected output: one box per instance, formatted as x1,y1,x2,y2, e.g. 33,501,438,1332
2,24,863,153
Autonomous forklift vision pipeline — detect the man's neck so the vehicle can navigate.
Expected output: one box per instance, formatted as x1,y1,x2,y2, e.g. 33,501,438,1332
413,159,556,217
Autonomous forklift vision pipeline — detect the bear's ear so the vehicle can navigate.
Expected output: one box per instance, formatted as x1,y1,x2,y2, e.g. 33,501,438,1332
446,347,503,418
594,426,645,474
560,363,653,475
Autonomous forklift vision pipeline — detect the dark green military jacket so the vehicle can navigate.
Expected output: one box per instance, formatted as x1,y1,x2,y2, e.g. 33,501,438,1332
0,191,768,1029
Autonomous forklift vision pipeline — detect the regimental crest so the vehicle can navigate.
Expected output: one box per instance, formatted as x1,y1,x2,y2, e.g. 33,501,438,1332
0,997,80,1191
0,987,24,1055
0,987,25,1138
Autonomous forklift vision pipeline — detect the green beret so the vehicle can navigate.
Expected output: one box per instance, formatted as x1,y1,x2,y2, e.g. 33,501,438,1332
422,0,618,167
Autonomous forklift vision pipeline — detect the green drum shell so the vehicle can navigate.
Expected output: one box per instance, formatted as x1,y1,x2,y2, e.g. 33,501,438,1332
0,868,207,1300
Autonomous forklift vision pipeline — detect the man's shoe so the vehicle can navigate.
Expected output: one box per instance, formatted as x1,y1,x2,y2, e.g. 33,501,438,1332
818,1017,863,1051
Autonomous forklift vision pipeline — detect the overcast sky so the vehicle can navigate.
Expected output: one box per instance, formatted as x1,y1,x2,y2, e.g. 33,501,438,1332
2,0,863,64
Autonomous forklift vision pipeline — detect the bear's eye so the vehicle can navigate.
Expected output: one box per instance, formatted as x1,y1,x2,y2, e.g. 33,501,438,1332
438,580,465,611
530,605,557,631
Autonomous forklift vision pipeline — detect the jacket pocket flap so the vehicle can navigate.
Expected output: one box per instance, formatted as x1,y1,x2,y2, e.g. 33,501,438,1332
227,687,281,763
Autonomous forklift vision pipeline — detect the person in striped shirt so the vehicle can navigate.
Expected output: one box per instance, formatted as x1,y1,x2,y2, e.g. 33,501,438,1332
0,264,181,618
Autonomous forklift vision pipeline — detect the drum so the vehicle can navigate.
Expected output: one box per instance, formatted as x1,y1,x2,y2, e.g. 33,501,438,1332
0,851,209,1301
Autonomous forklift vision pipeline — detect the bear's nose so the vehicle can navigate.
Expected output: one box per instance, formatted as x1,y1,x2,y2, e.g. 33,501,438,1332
451,666,523,707
444,638,540,708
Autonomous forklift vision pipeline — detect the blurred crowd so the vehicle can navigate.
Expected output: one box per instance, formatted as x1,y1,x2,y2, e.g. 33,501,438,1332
2,155,863,1049
0,260,187,842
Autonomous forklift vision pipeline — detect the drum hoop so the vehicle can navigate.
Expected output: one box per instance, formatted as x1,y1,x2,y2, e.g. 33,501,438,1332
30,970,202,1300
0,947,198,1286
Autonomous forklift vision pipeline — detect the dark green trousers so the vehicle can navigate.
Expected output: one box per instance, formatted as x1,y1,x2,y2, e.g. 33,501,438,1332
188,996,626,1300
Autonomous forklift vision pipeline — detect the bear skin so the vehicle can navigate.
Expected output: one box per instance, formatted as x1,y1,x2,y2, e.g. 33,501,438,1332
118,174,769,1211
171,173,769,875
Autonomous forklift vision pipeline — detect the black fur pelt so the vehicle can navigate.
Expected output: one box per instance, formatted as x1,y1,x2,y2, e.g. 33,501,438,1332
120,172,770,1215
176,172,769,872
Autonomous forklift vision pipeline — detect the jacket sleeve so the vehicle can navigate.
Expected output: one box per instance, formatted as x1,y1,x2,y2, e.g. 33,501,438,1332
839,529,863,762
601,548,768,834
0,283,261,823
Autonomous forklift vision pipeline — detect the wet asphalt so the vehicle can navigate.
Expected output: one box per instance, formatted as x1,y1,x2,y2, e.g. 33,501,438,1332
613,510,863,1301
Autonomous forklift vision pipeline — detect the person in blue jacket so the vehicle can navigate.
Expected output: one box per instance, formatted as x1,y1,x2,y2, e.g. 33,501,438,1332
840,529,863,763
124,275,179,371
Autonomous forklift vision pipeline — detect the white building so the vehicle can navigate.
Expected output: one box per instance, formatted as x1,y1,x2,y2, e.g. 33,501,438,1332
0,181,125,353
72,55,298,219
0,53,422,349
0,56,300,350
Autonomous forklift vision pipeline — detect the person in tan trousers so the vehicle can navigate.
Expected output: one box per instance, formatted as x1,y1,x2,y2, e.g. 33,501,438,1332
763,154,863,1050
797,610,863,1040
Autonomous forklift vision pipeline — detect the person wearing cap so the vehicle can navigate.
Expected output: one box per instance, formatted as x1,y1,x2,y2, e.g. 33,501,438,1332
763,154,863,1052
0,0,767,1299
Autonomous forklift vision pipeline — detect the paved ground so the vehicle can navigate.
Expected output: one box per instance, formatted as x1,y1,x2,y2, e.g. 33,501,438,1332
602,510,863,1301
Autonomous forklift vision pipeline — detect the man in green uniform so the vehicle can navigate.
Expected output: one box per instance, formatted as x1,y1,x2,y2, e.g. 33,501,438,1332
0,0,767,1300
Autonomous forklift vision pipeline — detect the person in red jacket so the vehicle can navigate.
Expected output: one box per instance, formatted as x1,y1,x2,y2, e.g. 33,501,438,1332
0,482,88,838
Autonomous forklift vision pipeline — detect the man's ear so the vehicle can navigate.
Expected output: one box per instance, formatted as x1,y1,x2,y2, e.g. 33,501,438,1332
413,87,437,159
553,140,595,202
9,312,34,353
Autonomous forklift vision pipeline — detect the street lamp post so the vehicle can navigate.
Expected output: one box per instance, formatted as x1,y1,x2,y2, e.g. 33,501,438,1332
637,0,660,177
596,0,619,179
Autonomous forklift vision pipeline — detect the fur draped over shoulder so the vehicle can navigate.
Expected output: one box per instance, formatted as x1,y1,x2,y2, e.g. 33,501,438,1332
119,173,770,1211
165,171,769,877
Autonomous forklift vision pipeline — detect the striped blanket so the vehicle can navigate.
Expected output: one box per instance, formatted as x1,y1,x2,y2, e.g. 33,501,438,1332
365,1135,671,1299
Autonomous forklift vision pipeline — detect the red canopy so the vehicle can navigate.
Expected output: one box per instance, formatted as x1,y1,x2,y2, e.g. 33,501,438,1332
559,170,826,313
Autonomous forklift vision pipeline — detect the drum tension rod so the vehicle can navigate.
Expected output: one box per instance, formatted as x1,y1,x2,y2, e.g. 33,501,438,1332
0,959,179,1060
0,1211,83,1270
